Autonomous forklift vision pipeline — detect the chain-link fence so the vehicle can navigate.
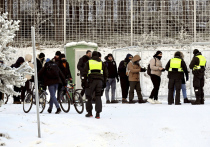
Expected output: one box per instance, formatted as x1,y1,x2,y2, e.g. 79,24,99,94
112,44,210,100
1,0,210,48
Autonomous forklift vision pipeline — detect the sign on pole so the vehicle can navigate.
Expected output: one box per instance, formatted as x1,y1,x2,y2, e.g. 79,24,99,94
31,27,41,138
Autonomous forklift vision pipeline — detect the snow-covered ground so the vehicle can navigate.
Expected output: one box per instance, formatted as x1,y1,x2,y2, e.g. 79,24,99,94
1,98,210,147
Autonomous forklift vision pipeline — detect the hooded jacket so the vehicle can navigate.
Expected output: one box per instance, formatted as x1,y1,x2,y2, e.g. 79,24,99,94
77,55,90,77
11,57,25,68
118,54,133,78
36,54,46,72
189,52,206,77
25,54,34,80
150,57,163,77
57,60,72,79
104,54,118,79
127,55,141,81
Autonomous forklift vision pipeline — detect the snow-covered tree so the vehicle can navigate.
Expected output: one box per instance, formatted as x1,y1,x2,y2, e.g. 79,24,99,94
0,12,34,96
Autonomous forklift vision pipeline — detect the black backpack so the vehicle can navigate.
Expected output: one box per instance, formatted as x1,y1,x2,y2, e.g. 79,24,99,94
147,58,156,76
45,62,59,79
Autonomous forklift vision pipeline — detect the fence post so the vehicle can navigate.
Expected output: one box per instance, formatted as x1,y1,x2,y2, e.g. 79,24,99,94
131,0,133,46
31,27,41,138
194,0,196,42
64,0,66,45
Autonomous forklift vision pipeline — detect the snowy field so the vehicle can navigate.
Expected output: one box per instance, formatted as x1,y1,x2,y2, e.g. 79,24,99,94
1,99,210,147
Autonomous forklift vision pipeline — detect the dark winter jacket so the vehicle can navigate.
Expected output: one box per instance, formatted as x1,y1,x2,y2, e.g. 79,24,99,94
104,55,118,79
165,56,188,80
82,55,108,83
36,56,45,73
118,54,132,78
52,56,60,64
189,52,206,77
57,60,72,79
38,61,65,87
11,57,25,68
77,55,90,77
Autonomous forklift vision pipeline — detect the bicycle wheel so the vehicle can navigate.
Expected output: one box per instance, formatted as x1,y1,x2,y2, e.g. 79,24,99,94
39,93,46,113
73,92,84,114
4,94,9,104
23,93,33,113
59,91,70,113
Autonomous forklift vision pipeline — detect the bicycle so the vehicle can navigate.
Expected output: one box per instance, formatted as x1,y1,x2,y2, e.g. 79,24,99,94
58,80,84,114
23,82,47,113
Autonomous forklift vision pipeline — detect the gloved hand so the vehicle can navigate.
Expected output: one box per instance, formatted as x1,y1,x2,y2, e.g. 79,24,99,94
116,77,119,83
141,67,146,72
161,68,165,72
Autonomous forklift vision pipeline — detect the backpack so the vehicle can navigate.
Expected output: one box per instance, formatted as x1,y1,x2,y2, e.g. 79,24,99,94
147,58,156,76
45,62,59,79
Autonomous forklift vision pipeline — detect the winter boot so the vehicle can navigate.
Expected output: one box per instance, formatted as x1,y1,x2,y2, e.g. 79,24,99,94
106,100,110,104
184,98,191,103
154,100,162,104
175,103,181,105
95,112,100,119
111,100,118,103
138,99,147,104
147,98,155,104
47,108,52,113
122,98,128,104
55,108,61,114
200,98,205,105
85,112,93,117
191,99,200,105
129,100,136,104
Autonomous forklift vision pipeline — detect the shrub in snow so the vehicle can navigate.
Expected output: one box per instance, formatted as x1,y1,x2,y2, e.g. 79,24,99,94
0,12,34,97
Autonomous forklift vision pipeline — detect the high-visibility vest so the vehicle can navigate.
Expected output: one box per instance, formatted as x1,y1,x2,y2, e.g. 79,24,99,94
169,58,183,72
88,59,103,75
193,55,206,70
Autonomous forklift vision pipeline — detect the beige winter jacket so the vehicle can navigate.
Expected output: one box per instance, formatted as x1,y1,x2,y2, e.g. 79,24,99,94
25,54,34,80
127,55,141,81
150,57,163,77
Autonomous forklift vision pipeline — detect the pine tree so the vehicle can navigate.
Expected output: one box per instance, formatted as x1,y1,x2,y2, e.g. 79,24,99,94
0,12,34,96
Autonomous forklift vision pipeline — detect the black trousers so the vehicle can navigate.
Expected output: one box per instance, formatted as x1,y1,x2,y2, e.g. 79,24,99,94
120,77,129,99
168,79,182,104
193,75,204,101
0,92,2,101
13,86,21,102
21,80,30,102
129,81,143,101
85,80,103,113
149,74,161,100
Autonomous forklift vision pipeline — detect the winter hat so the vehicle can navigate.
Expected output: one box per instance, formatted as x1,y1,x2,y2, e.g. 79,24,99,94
153,51,162,57
193,49,199,55
16,57,25,64
46,58,51,63
39,53,45,59
98,52,101,57
126,54,133,59
174,51,181,57
92,51,98,57
107,53,113,58
60,54,66,59
55,51,61,56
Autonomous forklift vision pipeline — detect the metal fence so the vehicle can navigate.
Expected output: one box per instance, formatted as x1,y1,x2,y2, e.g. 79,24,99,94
112,43,210,100
1,0,210,48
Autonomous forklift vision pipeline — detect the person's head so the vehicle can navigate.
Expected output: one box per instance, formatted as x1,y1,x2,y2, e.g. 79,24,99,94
154,51,162,60
98,52,101,59
17,57,25,65
55,51,61,59
86,50,92,58
126,54,133,61
92,51,98,58
46,58,51,63
25,54,32,62
60,54,66,60
39,53,45,60
174,51,181,58
193,49,199,56
107,54,113,61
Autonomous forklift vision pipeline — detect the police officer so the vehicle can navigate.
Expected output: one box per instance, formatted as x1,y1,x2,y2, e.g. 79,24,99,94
189,49,206,105
165,51,188,105
82,51,108,119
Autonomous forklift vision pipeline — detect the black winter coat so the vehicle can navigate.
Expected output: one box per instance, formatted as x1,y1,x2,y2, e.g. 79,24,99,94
82,56,108,83
38,61,65,87
36,58,44,72
189,52,206,77
77,55,90,76
57,60,72,79
11,57,24,68
118,58,130,78
165,56,188,80
104,59,118,79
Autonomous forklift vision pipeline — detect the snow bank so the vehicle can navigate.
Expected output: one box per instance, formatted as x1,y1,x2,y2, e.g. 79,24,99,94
65,41,98,48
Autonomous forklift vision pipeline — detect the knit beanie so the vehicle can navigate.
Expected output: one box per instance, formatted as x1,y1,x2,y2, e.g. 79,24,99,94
193,49,199,55
39,53,45,58
60,54,66,59
55,51,61,56
92,51,98,57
